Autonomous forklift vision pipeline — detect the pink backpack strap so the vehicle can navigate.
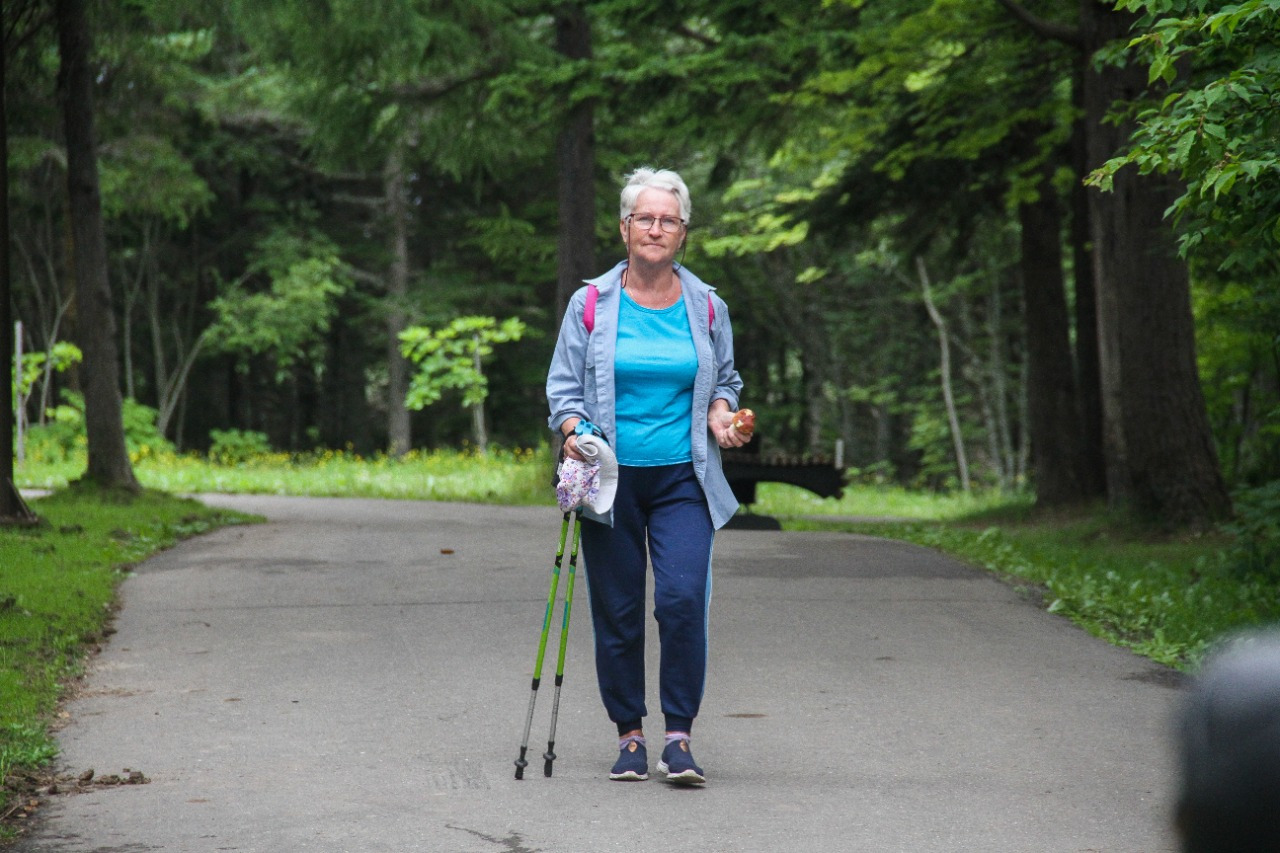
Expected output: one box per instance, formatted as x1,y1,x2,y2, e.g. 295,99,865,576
708,295,715,328
583,284,598,333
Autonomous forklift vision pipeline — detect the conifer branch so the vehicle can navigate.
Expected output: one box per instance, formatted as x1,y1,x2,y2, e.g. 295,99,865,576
992,0,1082,47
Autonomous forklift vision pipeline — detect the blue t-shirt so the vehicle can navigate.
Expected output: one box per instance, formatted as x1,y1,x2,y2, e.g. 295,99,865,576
614,290,698,466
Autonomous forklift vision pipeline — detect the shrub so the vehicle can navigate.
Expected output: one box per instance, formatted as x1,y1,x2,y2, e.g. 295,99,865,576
22,402,86,464
21,393,173,463
1223,480,1280,578
207,429,273,465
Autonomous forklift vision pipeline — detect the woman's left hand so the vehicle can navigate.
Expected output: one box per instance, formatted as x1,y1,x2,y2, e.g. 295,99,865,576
709,403,752,449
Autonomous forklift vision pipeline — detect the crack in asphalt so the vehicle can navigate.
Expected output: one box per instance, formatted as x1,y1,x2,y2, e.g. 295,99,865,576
447,824,542,853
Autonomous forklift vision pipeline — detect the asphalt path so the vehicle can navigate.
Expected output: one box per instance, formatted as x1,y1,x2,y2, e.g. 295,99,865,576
16,495,1182,852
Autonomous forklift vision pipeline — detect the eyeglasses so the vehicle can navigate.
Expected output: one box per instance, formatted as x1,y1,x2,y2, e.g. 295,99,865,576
627,214,686,233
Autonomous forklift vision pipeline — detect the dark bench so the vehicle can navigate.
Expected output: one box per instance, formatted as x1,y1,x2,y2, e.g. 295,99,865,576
722,446,846,529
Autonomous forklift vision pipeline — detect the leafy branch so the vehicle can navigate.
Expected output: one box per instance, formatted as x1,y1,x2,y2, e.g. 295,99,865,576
399,316,526,452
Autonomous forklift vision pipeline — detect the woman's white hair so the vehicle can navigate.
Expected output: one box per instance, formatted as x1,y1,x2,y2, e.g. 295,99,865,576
619,167,692,225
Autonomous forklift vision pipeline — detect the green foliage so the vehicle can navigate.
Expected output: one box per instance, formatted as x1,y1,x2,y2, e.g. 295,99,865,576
21,410,85,467
0,723,60,774
906,396,968,489
207,430,274,466
233,0,530,175
682,0,1067,485
205,227,352,377
464,206,557,283
12,342,82,404
1193,279,1280,484
400,316,526,410
99,134,214,227
776,0,1075,204
1221,480,1280,577
120,397,175,460
22,393,174,464
1094,0,1280,269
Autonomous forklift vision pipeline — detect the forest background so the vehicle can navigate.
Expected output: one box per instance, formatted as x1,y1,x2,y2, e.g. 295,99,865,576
2,0,1278,532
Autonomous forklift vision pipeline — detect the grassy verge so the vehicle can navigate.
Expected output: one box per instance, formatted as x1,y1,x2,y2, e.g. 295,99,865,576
760,483,1278,671
18,445,552,505
750,479,1032,521
0,488,253,839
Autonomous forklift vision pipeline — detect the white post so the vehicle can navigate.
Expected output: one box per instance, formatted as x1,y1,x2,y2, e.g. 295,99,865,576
14,320,23,465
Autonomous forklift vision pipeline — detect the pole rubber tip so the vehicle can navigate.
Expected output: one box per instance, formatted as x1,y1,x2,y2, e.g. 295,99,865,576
543,748,556,777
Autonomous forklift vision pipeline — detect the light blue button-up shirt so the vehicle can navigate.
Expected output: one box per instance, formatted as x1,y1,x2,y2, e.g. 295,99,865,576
546,260,744,529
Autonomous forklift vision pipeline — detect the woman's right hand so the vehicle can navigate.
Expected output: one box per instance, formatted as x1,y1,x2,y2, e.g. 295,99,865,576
561,418,585,461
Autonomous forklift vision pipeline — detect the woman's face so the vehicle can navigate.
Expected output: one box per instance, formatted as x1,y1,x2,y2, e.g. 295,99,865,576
621,188,685,268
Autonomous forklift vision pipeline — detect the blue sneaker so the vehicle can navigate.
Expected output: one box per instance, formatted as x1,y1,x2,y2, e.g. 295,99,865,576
657,737,705,784
609,738,648,781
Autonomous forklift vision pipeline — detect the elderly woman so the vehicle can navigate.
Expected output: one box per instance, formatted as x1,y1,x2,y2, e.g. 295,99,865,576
546,167,752,784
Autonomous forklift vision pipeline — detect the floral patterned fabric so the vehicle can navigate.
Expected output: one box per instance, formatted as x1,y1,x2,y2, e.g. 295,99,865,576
557,459,602,513
554,433,617,515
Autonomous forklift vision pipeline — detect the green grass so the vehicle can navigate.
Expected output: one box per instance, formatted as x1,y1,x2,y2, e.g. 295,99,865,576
751,480,1032,520
767,485,1278,670
0,488,253,836
18,445,552,505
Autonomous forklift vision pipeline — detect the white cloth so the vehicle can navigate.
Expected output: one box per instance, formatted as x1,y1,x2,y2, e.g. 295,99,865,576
555,433,618,514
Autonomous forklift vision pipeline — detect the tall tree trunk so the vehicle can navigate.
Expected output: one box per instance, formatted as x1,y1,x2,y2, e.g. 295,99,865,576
554,2,596,325
1070,68,1107,498
918,257,971,492
987,278,1015,488
1079,0,1230,525
1016,344,1030,483
1,31,29,521
470,338,489,454
56,0,138,492
800,292,830,455
956,298,1003,486
1020,179,1088,506
384,140,411,457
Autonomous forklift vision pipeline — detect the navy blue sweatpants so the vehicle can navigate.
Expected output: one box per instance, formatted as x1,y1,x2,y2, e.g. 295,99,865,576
580,462,714,736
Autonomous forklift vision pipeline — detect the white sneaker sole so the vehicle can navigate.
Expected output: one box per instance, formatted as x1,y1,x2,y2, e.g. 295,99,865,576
609,770,648,781
656,761,706,784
